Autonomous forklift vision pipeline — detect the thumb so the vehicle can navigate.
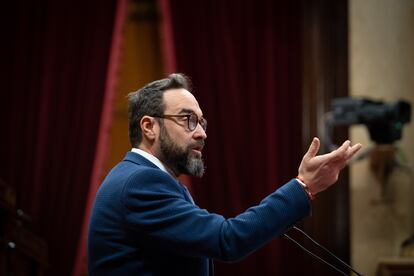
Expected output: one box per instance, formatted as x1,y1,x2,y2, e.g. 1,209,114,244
304,137,320,159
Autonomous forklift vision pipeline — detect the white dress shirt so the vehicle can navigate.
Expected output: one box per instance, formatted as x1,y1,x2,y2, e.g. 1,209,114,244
131,148,168,174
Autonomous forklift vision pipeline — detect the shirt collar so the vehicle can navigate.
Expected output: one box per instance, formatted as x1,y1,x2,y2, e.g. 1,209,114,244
131,148,168,174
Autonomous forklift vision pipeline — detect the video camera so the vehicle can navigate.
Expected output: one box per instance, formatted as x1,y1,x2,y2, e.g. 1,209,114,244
329,98,411,144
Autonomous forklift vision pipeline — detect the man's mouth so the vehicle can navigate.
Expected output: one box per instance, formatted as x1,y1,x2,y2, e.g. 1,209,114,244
191,144,204,156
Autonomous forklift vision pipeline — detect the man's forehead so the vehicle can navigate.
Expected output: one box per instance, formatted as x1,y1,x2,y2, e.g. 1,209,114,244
163,88,202,114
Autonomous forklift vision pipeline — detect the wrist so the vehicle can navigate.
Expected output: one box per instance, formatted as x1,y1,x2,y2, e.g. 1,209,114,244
296,176,316,200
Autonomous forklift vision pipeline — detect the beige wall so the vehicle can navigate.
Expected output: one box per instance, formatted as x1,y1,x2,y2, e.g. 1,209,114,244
350,0,414,275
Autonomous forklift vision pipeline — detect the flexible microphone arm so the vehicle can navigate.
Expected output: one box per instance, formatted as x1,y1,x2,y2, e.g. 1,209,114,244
284,226,364,276
292,226,363,275
283,234,349,275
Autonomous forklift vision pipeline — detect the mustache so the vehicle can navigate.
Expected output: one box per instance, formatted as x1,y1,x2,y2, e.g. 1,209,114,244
189,140,205,148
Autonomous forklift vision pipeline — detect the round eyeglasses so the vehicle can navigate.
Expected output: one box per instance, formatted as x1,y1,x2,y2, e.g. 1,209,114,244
153,113,207,132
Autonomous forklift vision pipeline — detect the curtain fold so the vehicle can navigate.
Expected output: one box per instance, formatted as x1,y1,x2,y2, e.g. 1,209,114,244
159,0,306,274
0,1,121,275
72,0,128,275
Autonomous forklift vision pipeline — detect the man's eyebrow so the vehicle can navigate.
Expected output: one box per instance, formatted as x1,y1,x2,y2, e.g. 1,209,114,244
177,108,195,114
177,108,204,118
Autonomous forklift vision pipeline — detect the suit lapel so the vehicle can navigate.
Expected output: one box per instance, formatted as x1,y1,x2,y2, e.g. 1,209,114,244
181,184,195,205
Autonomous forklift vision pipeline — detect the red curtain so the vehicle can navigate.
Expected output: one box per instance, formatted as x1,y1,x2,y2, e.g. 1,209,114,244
159,0,306,275
0,1,120,275
73,0,127,274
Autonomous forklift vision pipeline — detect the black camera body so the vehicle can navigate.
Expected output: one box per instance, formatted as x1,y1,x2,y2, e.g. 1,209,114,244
331,98,411,144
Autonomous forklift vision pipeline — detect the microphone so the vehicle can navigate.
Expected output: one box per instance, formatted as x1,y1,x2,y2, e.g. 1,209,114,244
284,226,363,276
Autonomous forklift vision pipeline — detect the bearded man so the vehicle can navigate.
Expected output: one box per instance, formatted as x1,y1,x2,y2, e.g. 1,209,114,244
87,73,361,276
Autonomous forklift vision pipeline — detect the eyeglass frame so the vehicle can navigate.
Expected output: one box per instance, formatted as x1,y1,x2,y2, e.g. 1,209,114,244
152,113,207,132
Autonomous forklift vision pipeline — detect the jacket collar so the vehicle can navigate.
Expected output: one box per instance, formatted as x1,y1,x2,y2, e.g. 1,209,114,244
124,151,193,203
123,151,160,170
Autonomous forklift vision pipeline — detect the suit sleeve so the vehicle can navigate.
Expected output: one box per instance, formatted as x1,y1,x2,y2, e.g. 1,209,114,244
122,168,310,262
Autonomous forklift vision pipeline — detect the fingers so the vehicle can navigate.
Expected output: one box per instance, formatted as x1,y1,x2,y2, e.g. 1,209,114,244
304,137,320,159
332,142,363,169
328,140,350,160
338,140,351,152
344,143,362,160
304,138,361,166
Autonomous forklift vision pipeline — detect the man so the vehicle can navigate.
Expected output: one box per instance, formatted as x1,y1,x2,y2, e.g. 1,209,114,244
88,73,361,275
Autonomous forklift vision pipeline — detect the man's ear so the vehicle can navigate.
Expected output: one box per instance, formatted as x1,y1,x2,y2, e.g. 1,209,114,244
140,116,158,141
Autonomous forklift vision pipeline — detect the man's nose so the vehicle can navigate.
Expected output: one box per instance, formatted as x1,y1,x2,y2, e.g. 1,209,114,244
193,123,207,140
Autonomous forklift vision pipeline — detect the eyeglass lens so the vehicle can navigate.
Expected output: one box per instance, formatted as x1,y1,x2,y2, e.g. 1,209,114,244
189,114,207,131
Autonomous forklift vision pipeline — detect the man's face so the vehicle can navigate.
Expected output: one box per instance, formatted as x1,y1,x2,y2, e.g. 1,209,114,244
156,89,207,177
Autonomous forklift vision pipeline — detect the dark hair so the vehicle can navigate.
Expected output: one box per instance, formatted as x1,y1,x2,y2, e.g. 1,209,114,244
128,73,192,147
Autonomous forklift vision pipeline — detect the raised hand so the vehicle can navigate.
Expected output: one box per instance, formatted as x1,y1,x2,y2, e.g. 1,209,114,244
298,137,362,195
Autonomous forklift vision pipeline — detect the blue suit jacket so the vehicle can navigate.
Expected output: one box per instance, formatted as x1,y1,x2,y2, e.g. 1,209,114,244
88,152,310,275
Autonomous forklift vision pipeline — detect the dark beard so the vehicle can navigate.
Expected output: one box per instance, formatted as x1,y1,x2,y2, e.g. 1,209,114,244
159,126,205,177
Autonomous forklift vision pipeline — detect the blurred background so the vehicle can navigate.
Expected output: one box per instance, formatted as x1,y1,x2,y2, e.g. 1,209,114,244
0,0,413,275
